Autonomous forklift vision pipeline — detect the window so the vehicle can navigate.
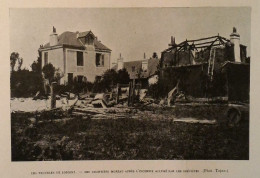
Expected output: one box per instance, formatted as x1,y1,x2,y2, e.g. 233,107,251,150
85,36,94,45
77,51,84,66
68,73,73,85
132,66,135,72
96,53,104,67
44,52,48,65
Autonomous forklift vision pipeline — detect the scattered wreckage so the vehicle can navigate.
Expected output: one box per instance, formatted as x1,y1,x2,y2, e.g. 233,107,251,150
160,62,249,126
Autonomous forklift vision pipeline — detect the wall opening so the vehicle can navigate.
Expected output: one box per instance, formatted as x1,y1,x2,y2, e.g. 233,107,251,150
77,51,84,66
96,53,104,67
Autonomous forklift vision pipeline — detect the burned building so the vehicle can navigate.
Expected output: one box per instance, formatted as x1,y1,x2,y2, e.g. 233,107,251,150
159,27,250,102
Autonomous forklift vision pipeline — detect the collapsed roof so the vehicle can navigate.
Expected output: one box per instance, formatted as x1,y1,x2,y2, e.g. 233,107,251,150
164,35,233,53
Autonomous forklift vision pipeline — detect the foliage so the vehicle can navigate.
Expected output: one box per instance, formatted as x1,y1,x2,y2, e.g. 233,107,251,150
92,76,103,93
10,52,44,97
10,52,17,72
71,77,87,94
10,52,23,72
41,63,65,95
55,84,70,95
31,51,42,73
93,69,130,93
85,82,94,93
56,78,93,95
17,57,23,71
10,69,43,97
42,63,55,83
102,69,118,88
117,68,130,84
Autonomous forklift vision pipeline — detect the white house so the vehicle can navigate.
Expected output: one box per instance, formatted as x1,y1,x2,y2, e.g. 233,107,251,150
39,27,112,84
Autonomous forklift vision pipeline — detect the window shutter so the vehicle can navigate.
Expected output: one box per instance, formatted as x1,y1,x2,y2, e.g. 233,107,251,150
102,55,104,66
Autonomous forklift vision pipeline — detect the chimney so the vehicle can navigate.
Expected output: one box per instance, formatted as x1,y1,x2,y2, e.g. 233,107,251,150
169,36,176,46
230,27,241,62
50,26,58,46
117,53,124,70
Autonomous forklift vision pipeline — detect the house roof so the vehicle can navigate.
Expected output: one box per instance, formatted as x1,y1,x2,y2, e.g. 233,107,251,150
78,31,91,38
94,40,111,51
124,60,143,79
41,31,111,51
123,58,159,79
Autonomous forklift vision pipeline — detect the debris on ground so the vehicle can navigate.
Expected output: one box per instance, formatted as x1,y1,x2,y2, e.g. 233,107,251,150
91,93,116,108
174,118,216,124
159,98,167,106
11,106,249,161
92,99,108,108
139,89,147,101
167,86,179,106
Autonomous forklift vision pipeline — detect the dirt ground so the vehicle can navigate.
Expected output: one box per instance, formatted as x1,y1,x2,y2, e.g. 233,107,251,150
11,106,249,161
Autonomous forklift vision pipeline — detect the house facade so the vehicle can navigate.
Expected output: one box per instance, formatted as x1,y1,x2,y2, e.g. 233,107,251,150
112,53,160,87
39,27,111,84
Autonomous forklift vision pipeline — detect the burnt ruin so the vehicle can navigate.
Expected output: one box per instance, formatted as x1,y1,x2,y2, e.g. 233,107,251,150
159,27,250,102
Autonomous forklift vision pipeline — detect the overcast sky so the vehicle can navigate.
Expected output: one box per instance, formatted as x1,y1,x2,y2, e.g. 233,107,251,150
10,7,251,69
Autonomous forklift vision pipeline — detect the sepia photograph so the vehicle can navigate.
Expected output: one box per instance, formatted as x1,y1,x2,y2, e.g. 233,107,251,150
10,7,250,161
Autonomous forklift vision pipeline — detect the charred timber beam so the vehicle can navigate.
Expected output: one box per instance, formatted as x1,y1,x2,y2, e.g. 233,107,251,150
218,37,226,45
220,36,230,42
193,40,219,46
209,38,219,48
195,43,224,48
187,36,219,42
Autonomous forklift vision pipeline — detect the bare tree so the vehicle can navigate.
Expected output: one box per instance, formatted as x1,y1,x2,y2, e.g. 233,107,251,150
10,52,19,72
17,57,23,71
10,52,23,71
